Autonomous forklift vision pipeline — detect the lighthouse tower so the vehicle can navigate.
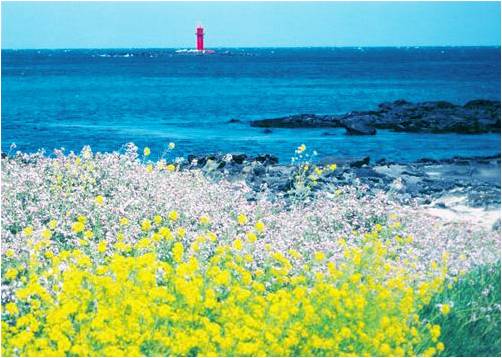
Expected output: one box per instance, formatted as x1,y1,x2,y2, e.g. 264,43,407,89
196,26,204,51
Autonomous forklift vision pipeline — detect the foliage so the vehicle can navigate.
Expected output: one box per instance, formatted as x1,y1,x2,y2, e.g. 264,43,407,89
2,215,446,356
421,261,501,357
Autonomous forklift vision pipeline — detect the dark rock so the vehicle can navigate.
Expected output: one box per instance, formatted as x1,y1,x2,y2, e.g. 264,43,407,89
319,156,369,168
373,99,501,133
228,118,242,123
250,114,342,128
252,163,266,176
352,167,387,180
344,122,377,135
184,150,500,209
351,156,370,168
248,99,501,134
341,114,377,135
263,129,273,134
231,153,247,164
464,99,500,110
492,219,501,232
264,177,292,192
254,154,279,165
321,132,337,136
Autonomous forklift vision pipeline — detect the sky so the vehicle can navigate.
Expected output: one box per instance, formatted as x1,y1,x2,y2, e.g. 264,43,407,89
1,1,500,49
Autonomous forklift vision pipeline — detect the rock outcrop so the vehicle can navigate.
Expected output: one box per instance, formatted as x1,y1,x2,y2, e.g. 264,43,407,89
248,99,501,135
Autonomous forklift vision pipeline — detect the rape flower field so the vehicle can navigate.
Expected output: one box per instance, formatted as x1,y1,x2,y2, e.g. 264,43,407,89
1,144,500,356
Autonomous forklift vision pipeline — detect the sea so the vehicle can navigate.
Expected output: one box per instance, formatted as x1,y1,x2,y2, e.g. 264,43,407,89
2,47,500,163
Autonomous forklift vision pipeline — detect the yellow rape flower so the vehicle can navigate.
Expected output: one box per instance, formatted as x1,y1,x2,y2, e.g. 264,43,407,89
246,232,257,243
97,241,107,253
95,195,104,206
5,302,19,316
153,215,162,225
169,210,179,221
237,213,248,225
255,220,265,233
77,215,87,224
22,226,33,237
41,228,52,240
168,142,175,150
141,219,152,232
166,164,176,172
233,239,243,251
48,220,58,230
72,221,85,234
119,217,129,226
314,251,325,262
439,303,451,315
199,215,210,225
5,268,18,280
143,147,151,156
176,227,186,238
172,242,184,263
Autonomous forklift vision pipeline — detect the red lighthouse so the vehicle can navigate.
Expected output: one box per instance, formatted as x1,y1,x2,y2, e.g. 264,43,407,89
196,26,204,51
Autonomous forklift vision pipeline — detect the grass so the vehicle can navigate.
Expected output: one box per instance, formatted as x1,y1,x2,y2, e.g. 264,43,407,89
421,261,501,357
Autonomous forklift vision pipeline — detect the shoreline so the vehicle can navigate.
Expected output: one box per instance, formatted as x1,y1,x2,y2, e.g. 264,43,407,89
3,148,500,228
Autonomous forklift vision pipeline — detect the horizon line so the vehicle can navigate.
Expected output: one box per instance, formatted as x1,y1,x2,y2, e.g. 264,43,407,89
3,45,501,50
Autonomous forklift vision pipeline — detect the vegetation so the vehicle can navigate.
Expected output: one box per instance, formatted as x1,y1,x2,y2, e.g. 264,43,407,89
1,143,499,356
421,261,501,357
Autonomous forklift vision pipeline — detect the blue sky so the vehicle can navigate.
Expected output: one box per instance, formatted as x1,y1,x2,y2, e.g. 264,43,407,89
2,1,500,48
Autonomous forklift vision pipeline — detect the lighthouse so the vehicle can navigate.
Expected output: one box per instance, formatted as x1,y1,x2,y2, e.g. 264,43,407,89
196,26,204,51
175,25,215,54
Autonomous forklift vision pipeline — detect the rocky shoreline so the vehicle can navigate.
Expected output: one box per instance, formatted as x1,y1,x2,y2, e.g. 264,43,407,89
248,99,501,135
183,152,501,222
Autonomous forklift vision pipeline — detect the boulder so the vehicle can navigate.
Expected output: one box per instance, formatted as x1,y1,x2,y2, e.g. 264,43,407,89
341,117,377,135
319,156,370,168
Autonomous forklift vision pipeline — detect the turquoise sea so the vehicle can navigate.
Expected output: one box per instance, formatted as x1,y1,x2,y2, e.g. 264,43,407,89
2,47,500,162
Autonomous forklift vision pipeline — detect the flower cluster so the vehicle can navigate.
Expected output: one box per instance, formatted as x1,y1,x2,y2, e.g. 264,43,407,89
3,212,446,356
1,144,499,356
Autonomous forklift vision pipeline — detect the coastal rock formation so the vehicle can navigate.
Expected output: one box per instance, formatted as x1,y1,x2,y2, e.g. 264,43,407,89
250,114,341,128
183,152,501,210
373,99,501,133
248,99,501,134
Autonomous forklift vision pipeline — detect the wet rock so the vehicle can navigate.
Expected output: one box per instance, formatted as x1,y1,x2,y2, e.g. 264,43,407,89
254,154,279,166
341,114,377,135
184,151,500,210
319,156,370,168
228,118,242,123
248,99,501,134
250,114,342,128
231,153,247,165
